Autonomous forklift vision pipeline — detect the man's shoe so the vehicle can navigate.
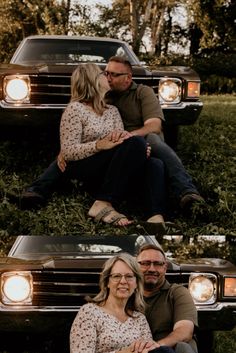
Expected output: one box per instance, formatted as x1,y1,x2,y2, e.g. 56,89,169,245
180,193,205,209
20,190,45,210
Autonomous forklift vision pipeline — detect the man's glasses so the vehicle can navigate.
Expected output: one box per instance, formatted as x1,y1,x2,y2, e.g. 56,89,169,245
138,261,165,268
102,71,129,78
109,273,136,282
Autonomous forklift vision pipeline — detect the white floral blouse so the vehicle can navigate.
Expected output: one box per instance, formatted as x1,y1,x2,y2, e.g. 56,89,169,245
60,102,124,161
70,303,152,353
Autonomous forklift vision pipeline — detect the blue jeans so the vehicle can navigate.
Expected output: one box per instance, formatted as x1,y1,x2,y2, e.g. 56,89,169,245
145,133,199,199
26,136,166,218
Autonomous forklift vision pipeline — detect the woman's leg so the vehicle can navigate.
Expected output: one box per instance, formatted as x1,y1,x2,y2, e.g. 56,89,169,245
95,136,147,205
63,136,147,225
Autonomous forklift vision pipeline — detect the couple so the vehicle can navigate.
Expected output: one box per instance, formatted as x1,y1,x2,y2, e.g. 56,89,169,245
21,57,204,227
70,244,198,353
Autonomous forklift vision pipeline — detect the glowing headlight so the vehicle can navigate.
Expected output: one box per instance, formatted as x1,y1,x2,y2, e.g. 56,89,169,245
4,75,30,102
1,272,33,304
224,277,236,297
189,274,216,304
159,78,181,104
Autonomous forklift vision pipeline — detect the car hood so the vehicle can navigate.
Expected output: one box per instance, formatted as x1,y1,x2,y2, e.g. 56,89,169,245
0,255,233,273
178,257,235,272
0,62,197,79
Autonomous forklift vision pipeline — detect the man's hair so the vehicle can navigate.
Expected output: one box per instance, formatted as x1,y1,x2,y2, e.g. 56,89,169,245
108,56,132,73
137,243,166,259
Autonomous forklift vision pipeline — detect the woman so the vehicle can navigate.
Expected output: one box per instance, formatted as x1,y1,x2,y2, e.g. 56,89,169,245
21,63,167,228
70,253,174,353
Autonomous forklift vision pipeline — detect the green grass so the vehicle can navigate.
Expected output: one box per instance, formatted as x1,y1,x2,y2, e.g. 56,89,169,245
0,95,236,351
0,95,235,251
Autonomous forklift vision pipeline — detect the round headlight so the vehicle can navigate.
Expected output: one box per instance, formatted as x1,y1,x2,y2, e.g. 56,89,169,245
159,79,181,103
5,78,29,101
2,274,32,302
189,275,215,303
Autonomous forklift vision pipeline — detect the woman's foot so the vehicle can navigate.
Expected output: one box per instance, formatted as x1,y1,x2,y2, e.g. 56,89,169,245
88,201,133,226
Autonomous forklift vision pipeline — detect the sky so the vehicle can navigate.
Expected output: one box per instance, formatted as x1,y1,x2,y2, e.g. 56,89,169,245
73,0,112,5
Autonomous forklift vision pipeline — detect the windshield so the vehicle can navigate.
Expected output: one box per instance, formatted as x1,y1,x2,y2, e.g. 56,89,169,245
9,235,154,257
11,38,140,65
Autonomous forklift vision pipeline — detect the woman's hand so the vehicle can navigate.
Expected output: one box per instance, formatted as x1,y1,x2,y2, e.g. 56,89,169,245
110,130,132,142
129,339,160,353
96,131,130,151
57,151,67,172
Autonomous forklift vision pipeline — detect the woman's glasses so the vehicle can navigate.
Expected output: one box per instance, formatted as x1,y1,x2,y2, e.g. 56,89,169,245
109,273,136,282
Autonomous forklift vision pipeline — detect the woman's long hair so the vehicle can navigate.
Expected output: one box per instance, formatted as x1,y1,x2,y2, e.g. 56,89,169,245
88,253,146,316
70,63,107,115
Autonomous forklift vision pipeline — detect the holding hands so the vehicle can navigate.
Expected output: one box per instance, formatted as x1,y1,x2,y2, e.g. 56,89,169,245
121,339,160,353
96,130,132,151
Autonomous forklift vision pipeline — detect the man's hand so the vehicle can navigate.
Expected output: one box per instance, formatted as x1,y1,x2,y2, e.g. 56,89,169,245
146,143,151,158
57,151,67,172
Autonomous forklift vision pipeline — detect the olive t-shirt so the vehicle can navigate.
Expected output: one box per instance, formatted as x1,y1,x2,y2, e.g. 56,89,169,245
106,82,164,132
144,280,198,342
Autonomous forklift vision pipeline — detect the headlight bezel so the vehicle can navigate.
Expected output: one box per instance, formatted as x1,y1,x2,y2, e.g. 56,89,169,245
158,78,182,104
189,273,217,305
1,271,33,305
3,75,31,103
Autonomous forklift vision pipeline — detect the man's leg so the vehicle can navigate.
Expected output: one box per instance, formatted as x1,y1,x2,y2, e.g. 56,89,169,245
142,157,167,219
21,160,64,208
175,341,198,353
146,133,204,209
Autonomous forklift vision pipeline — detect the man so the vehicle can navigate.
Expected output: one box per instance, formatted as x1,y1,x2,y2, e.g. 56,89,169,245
137,243,198,353
105,56,204,212
21,56,204,212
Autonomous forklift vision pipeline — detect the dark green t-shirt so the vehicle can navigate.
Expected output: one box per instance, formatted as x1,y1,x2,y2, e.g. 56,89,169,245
106,82,164,132
144,280,198,341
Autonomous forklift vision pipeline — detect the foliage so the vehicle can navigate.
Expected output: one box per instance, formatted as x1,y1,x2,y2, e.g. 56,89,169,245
214,328,236,353
0,0,70,62
186,0,236,55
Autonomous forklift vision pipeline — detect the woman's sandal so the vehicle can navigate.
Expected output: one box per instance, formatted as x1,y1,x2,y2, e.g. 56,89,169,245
92,206,131,226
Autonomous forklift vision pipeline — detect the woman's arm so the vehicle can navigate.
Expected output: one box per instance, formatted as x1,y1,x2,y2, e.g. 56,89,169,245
60,103,98,161
70,305,97,353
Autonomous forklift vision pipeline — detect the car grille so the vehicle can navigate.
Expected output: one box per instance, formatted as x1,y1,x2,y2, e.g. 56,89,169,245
29,74,158,105
30,74,71,105
31,270,190,307
32,269,100,306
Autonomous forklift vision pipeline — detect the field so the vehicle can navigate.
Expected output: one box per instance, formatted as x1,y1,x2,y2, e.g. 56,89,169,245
0,95,235,352
0,95,235,251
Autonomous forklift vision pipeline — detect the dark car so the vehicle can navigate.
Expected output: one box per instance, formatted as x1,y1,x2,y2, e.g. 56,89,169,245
0,35,203,145
0,235,235,353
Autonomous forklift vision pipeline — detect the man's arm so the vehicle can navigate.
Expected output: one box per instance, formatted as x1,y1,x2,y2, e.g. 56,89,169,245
157,320,194,347
130,118,162,137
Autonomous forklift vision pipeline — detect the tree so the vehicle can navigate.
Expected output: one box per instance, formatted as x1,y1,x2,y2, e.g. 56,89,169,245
186,0,236,56
0,0,70,62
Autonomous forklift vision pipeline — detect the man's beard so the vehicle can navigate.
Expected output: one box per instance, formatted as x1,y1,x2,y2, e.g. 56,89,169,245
144,281,158,291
